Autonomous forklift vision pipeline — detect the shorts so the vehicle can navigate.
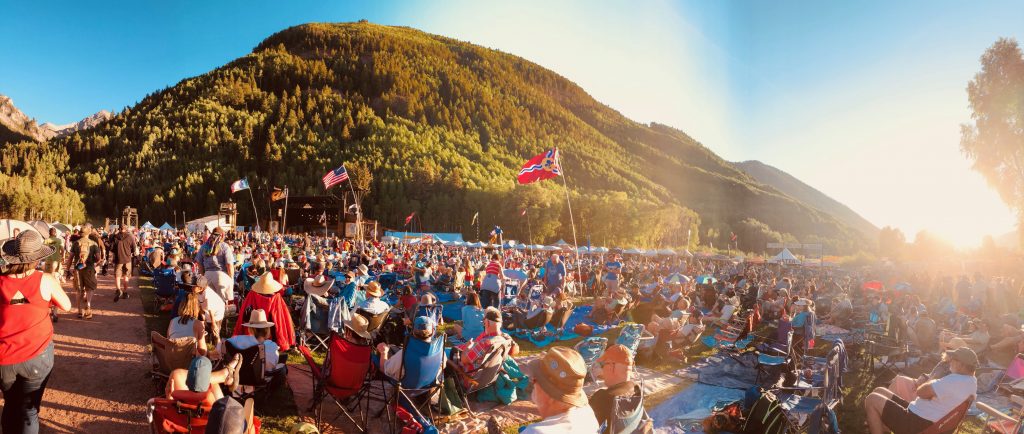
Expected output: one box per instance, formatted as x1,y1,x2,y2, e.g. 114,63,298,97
604,279,619,294
77,268,98,292
881,395,933,434
115,262,132,280
43,261,61,274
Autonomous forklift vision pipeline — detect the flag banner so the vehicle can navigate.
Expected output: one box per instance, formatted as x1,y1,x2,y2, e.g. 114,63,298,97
471,212,479,225
322,165,349,189
270,187,287,202
404,212,415,226
230,178,249,193
730,232,737,242
517,148,562,184
491,226,503,236
318,212,327,224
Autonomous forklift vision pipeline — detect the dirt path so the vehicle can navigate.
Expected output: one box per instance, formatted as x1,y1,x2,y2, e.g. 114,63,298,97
35,272,153,433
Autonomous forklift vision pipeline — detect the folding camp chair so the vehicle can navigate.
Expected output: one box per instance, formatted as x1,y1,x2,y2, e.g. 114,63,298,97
772,350,842,433
917,396,974,434
977,396,1024,434
575,336,609,384
384,334,447,433
452,339,513,417
756,330,793,387
147,389,218,433
604,380,653,434
521,309,554,340
415,303,444,326
298,294,334,353
865,330,909,377
150,331,197,392
224,340,285,403
153,267,178,312
980,353,1024,395
615,323,646,356
297,332,375,432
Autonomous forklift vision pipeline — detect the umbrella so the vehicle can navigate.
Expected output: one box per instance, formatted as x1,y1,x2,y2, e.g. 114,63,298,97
503,269,529,281
894,282,913,292
0,219,38,239
863,281,884,291
664,273,692,285
696,275,717,285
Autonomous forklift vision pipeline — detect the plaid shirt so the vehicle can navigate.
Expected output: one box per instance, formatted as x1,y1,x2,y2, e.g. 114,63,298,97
457,330,509,371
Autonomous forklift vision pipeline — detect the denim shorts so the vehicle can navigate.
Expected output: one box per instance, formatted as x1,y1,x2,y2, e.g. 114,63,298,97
1,340,55,391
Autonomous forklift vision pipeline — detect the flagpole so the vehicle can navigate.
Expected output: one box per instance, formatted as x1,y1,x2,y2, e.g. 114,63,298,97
281,186,289,235
554,148,581,294
246,183,261,234
526,209,533,246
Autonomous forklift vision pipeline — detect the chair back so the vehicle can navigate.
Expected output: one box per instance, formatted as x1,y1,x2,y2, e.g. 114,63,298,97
400,334,446,390
225,340,268,387
465,339,512,393
357,308,390,334
415,304,444,325
575,336,609,367
286,268,301,285
918,395,974,434
153,267,177,297
616,323,646,356
324,333,372,399
151,331,196,375
608,384,651,434
776,319,793,342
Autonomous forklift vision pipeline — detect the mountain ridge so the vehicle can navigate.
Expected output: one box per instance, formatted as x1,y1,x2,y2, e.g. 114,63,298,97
0,94,113,143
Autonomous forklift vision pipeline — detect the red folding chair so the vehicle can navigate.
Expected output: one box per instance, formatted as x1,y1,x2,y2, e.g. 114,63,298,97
918,396,974,434
297,332,375,432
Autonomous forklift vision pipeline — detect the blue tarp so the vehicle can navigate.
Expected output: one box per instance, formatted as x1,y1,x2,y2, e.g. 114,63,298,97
385,231,465,243
649,383,745,433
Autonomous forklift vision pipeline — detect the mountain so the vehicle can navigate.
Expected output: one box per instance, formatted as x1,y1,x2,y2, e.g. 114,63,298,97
733,160,879,238
0,94,113,143
26,22,867,251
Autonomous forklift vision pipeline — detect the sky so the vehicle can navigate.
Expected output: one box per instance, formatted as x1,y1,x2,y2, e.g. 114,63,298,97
1,0,1021,247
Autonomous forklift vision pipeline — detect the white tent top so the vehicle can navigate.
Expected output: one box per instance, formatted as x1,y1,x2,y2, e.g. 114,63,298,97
514,243,527,250
0,219,38,239
770,248,800,264
681,249,694,258
185,215,233,233
592,246,610,253
623,248,643,255
657,248,678,256
553,239,571,246
141,221,156,230
159,222,174,231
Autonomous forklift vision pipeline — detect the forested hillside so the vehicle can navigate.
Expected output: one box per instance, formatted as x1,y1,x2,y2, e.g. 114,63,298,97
9,22,866,251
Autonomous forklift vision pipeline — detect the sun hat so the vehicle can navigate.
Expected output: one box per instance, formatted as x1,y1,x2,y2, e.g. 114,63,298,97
242,309,275,329
0,230,54,265
251,272,284,295
527,346,589,408
344,313,371,339
357,264,369,274
945,347,979,368
186,356,213,393
597,344,634,367
365,281,383,297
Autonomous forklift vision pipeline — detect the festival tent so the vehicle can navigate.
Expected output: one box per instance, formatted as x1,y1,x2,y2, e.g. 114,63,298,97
623,248,643,255
159,222,174,231
733,255,745,263
592,247,609,253
1,219,38,238
680,249,694,258
141,221,156,230
27,221,51,235
185,215,233,233
642,249,659,257
657,248,678,256
542,245,560,251
384,231,465,243
503,269,529,281
468,241,486,248
553,239,571,247
769,248,800,264
576,246,590,253
514,243,527,250
51,222,71,234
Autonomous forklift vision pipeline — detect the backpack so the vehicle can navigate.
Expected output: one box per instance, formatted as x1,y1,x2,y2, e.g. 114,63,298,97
607,384,653,434
742,389,789,434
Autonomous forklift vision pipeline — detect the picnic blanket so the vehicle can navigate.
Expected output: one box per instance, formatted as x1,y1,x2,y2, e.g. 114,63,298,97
508,305,620,348
649,383,745,434
675,352,759,390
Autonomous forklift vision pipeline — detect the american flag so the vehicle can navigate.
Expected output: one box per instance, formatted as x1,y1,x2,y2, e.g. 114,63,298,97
322,165,349,189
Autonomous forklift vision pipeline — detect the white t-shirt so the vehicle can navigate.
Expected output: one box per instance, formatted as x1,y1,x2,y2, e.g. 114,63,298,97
202,287,226,322
521,405,600,434
908,373,977,422
719,304,736,322
219,335,280,372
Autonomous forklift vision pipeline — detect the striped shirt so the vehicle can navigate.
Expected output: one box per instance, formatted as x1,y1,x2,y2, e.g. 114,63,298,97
485,261,501,276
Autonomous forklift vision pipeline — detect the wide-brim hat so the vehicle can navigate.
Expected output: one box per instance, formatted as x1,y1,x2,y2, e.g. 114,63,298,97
251,272,284,295
344,314,371,339
1,230,54,265
357,264,369,274
526,346,588,408
242,309,275,329
303,276,335,293
365,281,383,297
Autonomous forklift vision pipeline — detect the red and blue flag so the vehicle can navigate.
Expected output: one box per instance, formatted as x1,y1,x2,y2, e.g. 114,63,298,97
517,148,562,184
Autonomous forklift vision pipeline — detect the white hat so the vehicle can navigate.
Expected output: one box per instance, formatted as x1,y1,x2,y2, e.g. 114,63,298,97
242,309,275,329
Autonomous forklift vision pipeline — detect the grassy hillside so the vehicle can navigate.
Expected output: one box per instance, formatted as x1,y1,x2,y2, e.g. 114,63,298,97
37,22,865,251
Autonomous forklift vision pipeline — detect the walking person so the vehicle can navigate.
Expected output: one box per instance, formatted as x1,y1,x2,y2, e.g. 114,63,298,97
43,227,65,322
479,253,504,310
71,223,102,319
1,230,72,434
111,225,137,302
194,227,236,307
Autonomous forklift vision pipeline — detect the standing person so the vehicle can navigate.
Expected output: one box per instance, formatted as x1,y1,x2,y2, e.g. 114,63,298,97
544,254,566,296
479,253,504,310
522,347,600,434
43,228,65,322
111,225,137,302
71,224,102,319
1,230,72,434
194,227,236,306
602,254,623,297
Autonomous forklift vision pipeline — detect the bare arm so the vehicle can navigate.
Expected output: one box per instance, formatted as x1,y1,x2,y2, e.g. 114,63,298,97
916,382,937,400
193,319,207,356
40,273,71,311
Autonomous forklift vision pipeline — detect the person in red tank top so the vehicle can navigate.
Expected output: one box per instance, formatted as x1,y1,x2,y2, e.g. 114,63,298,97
1,230,72,434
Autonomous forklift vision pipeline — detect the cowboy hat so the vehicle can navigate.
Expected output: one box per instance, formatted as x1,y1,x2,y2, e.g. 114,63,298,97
357,264,369,274
242,309,275,329
303,275,335,293
365,281,383,297
344,313,371,339
251,272,284,295
1,230,54,265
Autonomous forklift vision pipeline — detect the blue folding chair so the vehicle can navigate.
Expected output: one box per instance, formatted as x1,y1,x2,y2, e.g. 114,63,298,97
615,323,646,356
152,267,178,312
388,334,446,433
772,349,842,433
575,336,609,384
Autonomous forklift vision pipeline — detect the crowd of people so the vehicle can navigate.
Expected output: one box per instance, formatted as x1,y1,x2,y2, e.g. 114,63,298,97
2,221,1022,434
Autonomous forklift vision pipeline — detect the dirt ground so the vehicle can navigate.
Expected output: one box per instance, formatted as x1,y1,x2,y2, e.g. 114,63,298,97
1,272,154,434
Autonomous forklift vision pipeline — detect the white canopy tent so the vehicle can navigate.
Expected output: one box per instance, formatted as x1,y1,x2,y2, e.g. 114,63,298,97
0,219,38,239
657,248,678,256
769,248,800,264
185,215,233,233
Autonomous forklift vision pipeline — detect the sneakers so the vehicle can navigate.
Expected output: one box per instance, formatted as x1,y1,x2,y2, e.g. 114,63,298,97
122,291,130,300
113,290,121,302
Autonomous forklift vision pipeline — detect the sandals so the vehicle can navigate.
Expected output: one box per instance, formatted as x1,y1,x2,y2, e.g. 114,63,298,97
83,310,94,320
225,354,242,393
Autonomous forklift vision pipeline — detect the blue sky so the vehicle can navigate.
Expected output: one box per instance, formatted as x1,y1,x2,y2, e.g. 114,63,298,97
2,0,1022,246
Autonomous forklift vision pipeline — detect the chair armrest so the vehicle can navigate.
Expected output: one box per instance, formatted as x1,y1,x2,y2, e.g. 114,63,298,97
976,402,1016,424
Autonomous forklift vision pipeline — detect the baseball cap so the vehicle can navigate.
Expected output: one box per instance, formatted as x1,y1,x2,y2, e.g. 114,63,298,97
484,306,502,323
946,347,979,368
597,344,634,367
414,316,436,332
186,356,212,393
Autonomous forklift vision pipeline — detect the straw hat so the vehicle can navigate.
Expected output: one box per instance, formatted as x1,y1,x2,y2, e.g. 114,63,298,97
344,314,371,339
365,281,383,297
526,347,589,407
242,309,275,329
251,272,284,295
1,230,54,265
303,275,335,293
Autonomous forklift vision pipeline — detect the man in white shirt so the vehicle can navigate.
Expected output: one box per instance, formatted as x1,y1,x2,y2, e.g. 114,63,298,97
864,347,978,434
356,281,389,316
522,347,600,434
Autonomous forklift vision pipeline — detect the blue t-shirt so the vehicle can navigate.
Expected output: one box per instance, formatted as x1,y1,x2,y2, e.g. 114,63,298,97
604,261,622,281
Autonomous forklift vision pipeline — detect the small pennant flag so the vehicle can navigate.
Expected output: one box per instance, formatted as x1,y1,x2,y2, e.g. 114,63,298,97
318,212,327,224
230,178,249,193
270,187,288,202
404,212,415,226
471,212,479,225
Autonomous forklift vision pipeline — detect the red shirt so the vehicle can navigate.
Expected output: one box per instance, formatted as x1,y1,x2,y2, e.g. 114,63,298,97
485,261,501,276
0,272,53,365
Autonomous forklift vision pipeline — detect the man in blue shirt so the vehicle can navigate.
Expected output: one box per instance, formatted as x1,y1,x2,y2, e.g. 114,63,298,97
544,254,566,296
603,254,623,296
339,271,358,307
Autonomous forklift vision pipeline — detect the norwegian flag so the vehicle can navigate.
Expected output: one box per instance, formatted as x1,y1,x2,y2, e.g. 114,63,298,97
517,148,562,184
404,212,415,226
730,232,737,242
321,165,349,189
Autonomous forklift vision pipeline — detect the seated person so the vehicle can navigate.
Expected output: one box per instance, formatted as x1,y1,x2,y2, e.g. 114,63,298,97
910,310,938,351
356,281,389,316
338,271,358,307
455,307,520,372
342,313,372,346
376,316,445,381
988,316,1024,361
302,262,336,302
178,271,225,344
864,347,978,434
940,319,990,353
505,288,533,318
704,291,739,326
451,291,484,340
822,293,853,328
165,355,243,402
217,309,284,374
514,296,554,331
592,290,630,325
589,345,649,433
522,347,600,434
167,290,208,356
